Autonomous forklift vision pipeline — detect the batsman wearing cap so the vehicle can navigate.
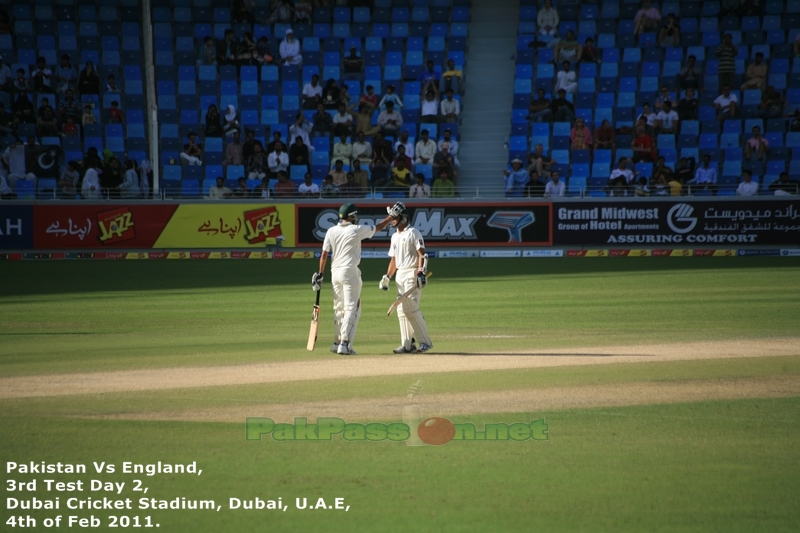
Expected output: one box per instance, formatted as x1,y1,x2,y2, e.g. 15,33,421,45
314,203,393,355
380,202,433,353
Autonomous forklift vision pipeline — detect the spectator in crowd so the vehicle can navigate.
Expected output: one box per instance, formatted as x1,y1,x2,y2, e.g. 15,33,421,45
371,131,394,171
100,157,124,198
635,176,651,196
236,32,258,67
232,0,256,24
55,54,77,95
555,60,577,95
632,125,657,163
0,55,12,93
298,173,320,197
223,105,240,137
332,134,353,166
420,81,440,124
570,118,592,150
204,104,223,137
741,52,767,91
302,74,323,109
197,36,217,69
320,174,339,197
433,142,458,184
594,119,616,157
655,85,674,111
0,102,17,136
371,157,390,190
31,57,53,94
736,169,759,196
351,159,369,193
242,129,263,160
333,103,354,137
677,87,699,120
393,130,414,161
350,102,380,136
757,86,786,119
439,129,460,168
352,132,373,166
13,67,30,94
393,144,413,170
251,177,270,198
551,88,575,123
440,59,462,94
378,101,403,136
289,113,312,149
289,135,310,169
409,173,431,198
634,0,661,36
769,172,800,195
378,84,403,112
328,159,348,187
37,106,59,138
391,157,413,193
118,159,141,199
279,29,302,67
58,161,80,199
415,129,437,166
608,158,635,195
179,133,203,166
106,73,120,94
691,154,717,192
579,37,600,64
544,171,565,197
81,160,102,200
321,78,340,110
339,83,353,108
537,0,559,37
222,131,243,170
714,85,738,121
524,169,546,197
503,158,528,197
716,33,738,89
107,100,123,124
440,89,460,123
266,142,288,178
526,89,553,123
677,54,701,90
655,101,680,135
273,170,296,197
651,156,673,195
527,143,553,177
311,103,334,137
744,126,769,161
657,13,680,47
419,59,441,84
267,131,284,154
637,102,657,135
217,29,237,67
553,30,582,63
343,47,363,81
244,143,268,180
341,172,366,197
293,0,312,23
78,60,100,95
268,0,293,23
432,169,455,198
233,177,253,198
791,108,800,131
255,36,274,66
676,156,695,186
58,89,81,123
358,85,378,114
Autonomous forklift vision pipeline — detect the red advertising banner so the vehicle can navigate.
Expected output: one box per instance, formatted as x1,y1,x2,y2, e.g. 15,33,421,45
34,205,178,249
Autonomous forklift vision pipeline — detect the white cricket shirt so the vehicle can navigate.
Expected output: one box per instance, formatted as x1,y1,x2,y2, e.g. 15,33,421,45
323,221,376,270
389,226,425,270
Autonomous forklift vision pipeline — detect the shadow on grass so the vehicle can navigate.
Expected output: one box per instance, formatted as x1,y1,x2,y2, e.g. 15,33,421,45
0,257,796,297
437,353,655,357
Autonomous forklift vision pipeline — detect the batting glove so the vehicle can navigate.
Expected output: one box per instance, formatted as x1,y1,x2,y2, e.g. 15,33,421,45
386,201,405,218
379,275,391,291
311,272,323,291
416,272,427,289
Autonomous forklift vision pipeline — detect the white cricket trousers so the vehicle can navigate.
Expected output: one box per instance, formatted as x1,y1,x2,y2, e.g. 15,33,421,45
331,266,362,346
395,268,431,350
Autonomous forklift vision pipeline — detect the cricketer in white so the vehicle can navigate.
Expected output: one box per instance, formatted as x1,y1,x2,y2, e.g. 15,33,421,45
380,202,433,354
315,203,393,355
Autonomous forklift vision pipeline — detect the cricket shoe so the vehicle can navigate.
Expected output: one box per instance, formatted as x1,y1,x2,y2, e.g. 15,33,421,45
392,344,417,354
337,343,356,355
330,342,340,353
416,343,433,353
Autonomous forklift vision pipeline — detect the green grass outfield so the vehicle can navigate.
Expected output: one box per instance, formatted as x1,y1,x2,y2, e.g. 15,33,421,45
1,258,799,531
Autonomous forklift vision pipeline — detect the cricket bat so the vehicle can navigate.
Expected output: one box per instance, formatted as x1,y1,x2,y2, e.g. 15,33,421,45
387,272,432,316
306,290,321,351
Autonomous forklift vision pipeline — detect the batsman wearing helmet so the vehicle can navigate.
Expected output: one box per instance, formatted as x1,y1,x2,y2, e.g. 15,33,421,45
314,203,393,355
380,202,434,353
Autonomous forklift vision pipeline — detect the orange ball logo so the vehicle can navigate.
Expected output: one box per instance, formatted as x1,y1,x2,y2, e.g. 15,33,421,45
417,417,456,445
